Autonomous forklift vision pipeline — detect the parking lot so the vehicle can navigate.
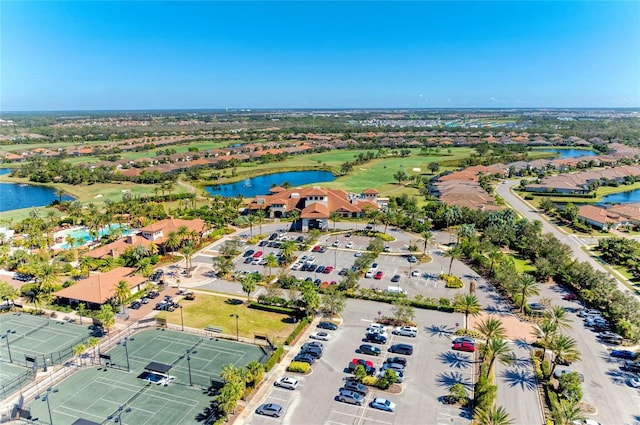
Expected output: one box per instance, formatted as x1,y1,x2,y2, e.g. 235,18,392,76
247,298,472,425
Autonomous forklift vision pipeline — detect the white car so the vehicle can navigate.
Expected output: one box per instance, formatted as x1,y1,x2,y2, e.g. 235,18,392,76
310,332,331,341
332,240,341,247
274,376,299,390
626,376,640,388
354,251,362,257
411,270,420,277
394,326,418,337
345,242,354,249
292,263,302,270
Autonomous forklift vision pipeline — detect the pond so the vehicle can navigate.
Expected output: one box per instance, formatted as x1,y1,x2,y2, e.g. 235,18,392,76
597,189,640,205
205,170,336,197
0,181,74,212
539,149,597,159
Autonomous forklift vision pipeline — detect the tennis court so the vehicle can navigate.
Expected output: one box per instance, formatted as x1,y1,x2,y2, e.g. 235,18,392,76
0,313,94,368
26,329,269,425
0,361,35,399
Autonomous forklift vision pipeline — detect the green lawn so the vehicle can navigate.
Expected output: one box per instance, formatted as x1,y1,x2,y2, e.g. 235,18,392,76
512,257,536,273
158,292,296,344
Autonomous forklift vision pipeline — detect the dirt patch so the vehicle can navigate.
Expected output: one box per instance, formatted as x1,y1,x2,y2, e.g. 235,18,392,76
469,312,535,343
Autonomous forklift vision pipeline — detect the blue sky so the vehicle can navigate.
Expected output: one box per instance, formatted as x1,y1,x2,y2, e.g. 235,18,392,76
2,1,639,110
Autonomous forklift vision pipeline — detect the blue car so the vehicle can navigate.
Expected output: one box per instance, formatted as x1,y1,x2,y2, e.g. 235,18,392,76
293,353,315,365
610,350,638,360
370,397,396,412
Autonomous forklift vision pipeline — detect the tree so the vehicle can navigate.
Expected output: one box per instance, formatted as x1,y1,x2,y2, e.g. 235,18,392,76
0,281,19,308
73,343,86,367
531,318,558,360
482,337,514,375
97,304,115,333
165,231,181,254
241,273,259,302
280,240,297,264
558,372,583,404
545,305,573,331
79,256,94,277
549,334,581,375
516,273,540,313
330,211,341,231
301,283,320,317
475,317,506,341
264,253,279,276
421,230,433,254
87,337,100,364
181,243,195,277
244,360,265,389
552,399,585,425
77,302,87,325
254,209,266,235
445,245,463,275
428,162,440,174
452,294,481,332
213,256,234,279
114,280,131,313
391,297,415,323
353,365,367,383
322,288,347,316
24,288,43,314
448,383,467,405
474,405,514,425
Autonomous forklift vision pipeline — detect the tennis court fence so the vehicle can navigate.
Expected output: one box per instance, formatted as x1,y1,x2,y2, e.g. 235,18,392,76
0,369,35,400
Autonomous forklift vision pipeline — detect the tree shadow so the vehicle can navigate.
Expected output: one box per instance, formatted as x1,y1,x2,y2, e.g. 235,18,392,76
605,368,634,386
512,338,533,351
483,305,510,315
510,356,532,368
425,324,455,337
499,368,538,391
437,351,474,369
436,371,473,390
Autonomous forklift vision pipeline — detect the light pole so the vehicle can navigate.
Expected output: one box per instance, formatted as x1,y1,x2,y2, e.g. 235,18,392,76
117,337,132,372
230,314,239,341
2,330,14,363
180,305,184,332
36,387,58,425
108,405,132,424
180,349,197,386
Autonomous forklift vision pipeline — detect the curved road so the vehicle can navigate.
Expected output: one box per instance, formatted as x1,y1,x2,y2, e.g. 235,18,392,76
495,180,636,297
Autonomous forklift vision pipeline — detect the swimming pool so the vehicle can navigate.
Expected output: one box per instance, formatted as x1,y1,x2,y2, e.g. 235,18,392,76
57,224,131,249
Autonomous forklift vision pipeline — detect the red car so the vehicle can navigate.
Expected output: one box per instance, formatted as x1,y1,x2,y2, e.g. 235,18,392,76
374,271,383,280
324,266,334,274
312,245,321,252
563,293,578,301
253,251,263,258
453,342,475,352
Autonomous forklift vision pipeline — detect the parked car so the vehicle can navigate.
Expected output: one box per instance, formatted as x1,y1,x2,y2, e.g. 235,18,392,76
411,269,421,277
243,249,255,257
452,336,475,345
300,346,323,359
147,290,160,299
621,360,640,373
318,321,338,331
578,309,601,318
342,380,369,395
332,240,341,247
453,341,475,352
293,353,315,365
252,251,263,258
338,268,348,276
348,358,376,375
627,376,640,388
310,331,331,341
553,369,584,381
256,403,283,417
374,271,384,280
358,344,382,356
370,398,396,412
381,362,405,373
345,242,354,249
391,274,401,283
324,266,333,274
394,326,418,337
274,376,299,390
407,255,417,263
319,246,328,253
598,331,623,344
366,333,387,344
130,301,141,310
183,291,195,300
610,350,638,360
385,356,407,366
389,343,414,355
378,368,404,383
302,341,324,350
338,390,364,406
528,302,545,311
563,293,578,301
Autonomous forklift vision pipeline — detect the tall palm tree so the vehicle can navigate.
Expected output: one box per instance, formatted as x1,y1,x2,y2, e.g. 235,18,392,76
114,280,131,313
545,305,573,331
475,317,507,341
287,209,300,230
531,318,558,360
421,230,433,254
255,209,266,235
482,337,514,375
181,243,195,277
280,240,297,264
330,211,341,232
452,294,482,332
265,253,279,277
24,289,42,314
516,273,540,313
553,399,585,425
165,231,181,255
549,334,581,375
487,248,502,276
474,405,514,425
73,344,86,368
445,245,464,275
177,225,190,246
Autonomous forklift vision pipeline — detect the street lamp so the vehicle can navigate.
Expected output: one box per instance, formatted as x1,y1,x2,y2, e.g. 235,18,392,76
180,305,184,332
2,330,14,363
35,387,58,425
117,337,133,372
180,349,197,386
229,314,239,341
108,405,132,424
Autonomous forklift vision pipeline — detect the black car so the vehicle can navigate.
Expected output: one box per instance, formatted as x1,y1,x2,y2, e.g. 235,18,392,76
385,356,407,366
147,291,160,299
358,344,381,356
366,333,387,344
318,321,338,330
130,301,141,310
243,257,253,264
300,346,323,359
391,274,401,283
342,380,369,395
243,249,255,257
389,343,414,355
338,268,348,276
611,350,638,360
316,266,325,273
293,354,315,365
258,240,268,247
269,233,278,240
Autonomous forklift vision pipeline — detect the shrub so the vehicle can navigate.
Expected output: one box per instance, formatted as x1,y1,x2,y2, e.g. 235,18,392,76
287,361,310,373
264,346,283,372
441,274,464,289
248,301,300,316
540,359,551,379
284,317,311,345
361,376,377,386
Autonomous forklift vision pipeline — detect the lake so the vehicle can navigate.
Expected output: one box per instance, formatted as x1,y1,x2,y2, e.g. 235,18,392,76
540,149,597,159
598,189,640,205
0,169,74,212
205,170,336,197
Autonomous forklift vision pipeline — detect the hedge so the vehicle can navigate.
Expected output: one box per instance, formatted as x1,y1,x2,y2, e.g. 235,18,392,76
287,361,310,373
345,292,454,313
264,346,284,372
248,302,301,316
284,317,311,345
441,274,464,289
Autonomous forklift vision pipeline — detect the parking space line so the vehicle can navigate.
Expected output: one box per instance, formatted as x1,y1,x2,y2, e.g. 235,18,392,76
330,409,393,425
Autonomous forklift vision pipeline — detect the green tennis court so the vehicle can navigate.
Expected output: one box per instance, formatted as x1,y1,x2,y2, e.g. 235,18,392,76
0,313,94,368
26,329,269,425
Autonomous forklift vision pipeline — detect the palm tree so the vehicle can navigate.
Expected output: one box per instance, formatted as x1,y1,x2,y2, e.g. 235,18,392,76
135,257,153,277
79,256,94,277
181,243,195,277
77,302,87,325
280,240,297,264
549,334,581,376
475,317,507,341
474,405,514,425
98,256,118,272
86,337,100,365
35,262,58,295
452,294,482,332
553,399,585,425
241,273,259,302
254,209,266,235
177,225,190,246
165,231,181,255
482,337,514,375
457,223,476,244
114,280,131,313
287,209,300,230
516,273,540,313
421,230,433,254
244,360,265,388
531,318,558,360
24,289,42,314
73,343,86,367
545,305,573,331
487,248,502,276
445,245,463,275
330,211,341,232
265,253,279,277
